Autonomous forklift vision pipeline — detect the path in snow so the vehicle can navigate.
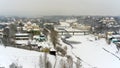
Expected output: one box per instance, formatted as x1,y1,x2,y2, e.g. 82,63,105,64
102,48,120,60
66,35,120,68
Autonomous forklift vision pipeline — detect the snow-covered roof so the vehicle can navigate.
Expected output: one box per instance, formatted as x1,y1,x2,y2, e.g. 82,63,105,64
50,48,56,51
33,35,39,38
15,33,29,36
112,35,120,38
65,27,88,31
15,37,29,39
15,40,28,45
59,22,70,26
37,42,49,48
27,21,32,25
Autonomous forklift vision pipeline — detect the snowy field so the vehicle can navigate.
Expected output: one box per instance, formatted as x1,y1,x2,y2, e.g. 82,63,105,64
65,35,120,68
0,45,59,68
0,34,120,68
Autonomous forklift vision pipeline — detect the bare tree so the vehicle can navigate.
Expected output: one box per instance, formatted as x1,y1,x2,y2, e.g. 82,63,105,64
3,27,10,46
9,23,17,46
39,53,48,68
39,55,44,68
59,59,66,68
53,56,57,68
66,55,73,68
75,59,82,68
50,29,59,48
46,60,52,68
18,22,24,33
43,28,49,37
9,23,17,38
44,53,48,68
9,62,22,68
55,46,67,56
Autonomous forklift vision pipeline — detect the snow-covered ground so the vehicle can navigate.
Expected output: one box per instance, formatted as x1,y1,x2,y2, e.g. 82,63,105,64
1,34,120,68
0,45,58,68
65,35,120,68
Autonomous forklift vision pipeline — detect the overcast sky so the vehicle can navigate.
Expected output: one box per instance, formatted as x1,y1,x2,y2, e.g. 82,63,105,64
0,0,120,16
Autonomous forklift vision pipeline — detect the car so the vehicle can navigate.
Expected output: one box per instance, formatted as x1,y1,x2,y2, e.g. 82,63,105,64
39,35,46,41
112,38,120,43
33,34,46,42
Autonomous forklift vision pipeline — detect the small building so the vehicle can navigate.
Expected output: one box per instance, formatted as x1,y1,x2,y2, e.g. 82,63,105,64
0,29,3,38
108,34,120,43
0,23,9,38
14,33,30,46
50,48,56,56
23,21,40,32
43,23,54,30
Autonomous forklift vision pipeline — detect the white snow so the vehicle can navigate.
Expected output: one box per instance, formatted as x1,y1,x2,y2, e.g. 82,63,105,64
0,45,58,68
1,33,120,68
15,33,29,36
15,40,29,45
65,35,120,68
0,46,41,68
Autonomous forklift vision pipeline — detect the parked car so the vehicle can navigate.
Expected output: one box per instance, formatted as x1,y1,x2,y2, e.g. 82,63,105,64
33,35,46,42
110,37,120,43
39,35,46,42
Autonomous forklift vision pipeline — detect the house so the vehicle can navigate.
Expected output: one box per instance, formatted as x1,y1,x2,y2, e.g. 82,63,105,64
43,23,54,30
71,23,91,30
108,34,120,43
0,29,3,38
23,21,40,32
14,33,30,46
0,23,9,38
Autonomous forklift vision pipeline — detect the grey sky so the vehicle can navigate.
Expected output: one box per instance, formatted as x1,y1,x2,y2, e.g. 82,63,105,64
0,0,120,16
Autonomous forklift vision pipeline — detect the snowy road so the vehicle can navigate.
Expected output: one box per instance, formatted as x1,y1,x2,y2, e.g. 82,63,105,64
67,35,120,68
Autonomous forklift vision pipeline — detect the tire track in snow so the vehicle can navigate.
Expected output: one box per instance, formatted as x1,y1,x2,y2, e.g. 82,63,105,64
102,48,120,60
61,37,96,68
